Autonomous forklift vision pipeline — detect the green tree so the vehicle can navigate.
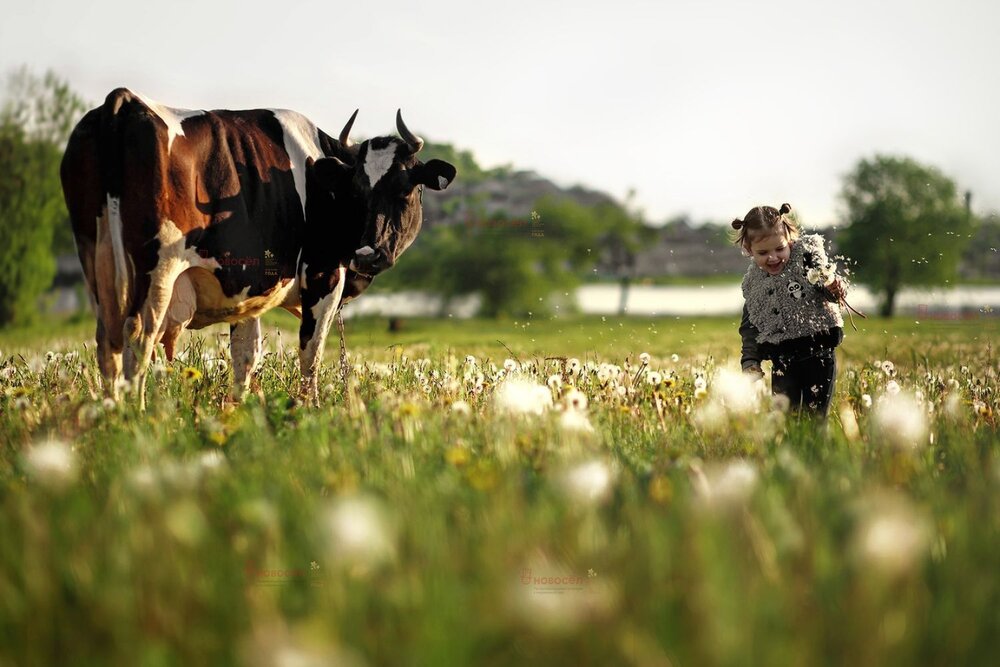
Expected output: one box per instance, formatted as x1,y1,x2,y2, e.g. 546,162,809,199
377,195,645,318
0,67,87,325
838,155,976,317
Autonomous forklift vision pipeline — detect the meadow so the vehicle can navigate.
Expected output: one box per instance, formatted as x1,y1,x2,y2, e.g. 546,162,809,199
1,313,998,666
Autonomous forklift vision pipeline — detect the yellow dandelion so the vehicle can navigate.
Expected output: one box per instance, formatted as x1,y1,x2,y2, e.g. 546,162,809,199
182,366,203,381
207,429,228,446
648,475,673,504
445,445,471,467
398,402,420,417
466,461,498,491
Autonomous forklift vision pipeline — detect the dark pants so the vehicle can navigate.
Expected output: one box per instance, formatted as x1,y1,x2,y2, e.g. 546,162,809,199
772,353,837,416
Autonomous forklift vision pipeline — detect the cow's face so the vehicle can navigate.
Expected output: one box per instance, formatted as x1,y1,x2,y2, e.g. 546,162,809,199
314,112,455,278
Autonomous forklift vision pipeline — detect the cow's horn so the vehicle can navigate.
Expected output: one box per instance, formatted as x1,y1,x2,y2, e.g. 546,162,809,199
340,109,358,149
396,109,424,154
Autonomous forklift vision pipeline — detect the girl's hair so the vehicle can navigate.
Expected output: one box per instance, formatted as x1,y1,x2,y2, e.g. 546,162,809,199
730,203,800,252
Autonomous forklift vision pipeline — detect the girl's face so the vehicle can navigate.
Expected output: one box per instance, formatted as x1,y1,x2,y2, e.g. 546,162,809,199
748,231,791,276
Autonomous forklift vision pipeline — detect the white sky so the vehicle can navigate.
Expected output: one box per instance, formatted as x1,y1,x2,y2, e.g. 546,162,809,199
3,0,998,226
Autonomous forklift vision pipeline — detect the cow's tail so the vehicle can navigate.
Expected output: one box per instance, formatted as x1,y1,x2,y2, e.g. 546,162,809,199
99,88,135,321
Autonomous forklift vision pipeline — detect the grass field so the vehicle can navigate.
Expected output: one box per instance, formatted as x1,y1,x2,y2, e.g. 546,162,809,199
1,313,998,666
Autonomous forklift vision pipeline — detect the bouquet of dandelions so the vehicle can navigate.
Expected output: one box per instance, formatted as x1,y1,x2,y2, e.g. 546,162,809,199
806,255,866,330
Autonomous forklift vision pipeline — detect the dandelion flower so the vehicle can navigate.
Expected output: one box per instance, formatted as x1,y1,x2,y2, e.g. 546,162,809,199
694,460,758,510
873,392,927,450
445,444,471,466
182,366,203,381
323,495,396,570
639,352,651,365
671,354,680,363
559,409,594,433
885,380,901,396
563,388,588,412
646,371,662,386
198,450,227,472
24,439,77,490
561,459,614,505
450,400,472,415
712,368,761,414
494,378,552,416
856,497,930,576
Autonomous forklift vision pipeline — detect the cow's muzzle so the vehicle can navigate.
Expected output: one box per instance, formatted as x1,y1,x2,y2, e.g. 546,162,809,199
349,246,391,277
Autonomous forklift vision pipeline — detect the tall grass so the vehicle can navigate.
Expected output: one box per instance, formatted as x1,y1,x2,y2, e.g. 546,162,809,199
1,315,997,665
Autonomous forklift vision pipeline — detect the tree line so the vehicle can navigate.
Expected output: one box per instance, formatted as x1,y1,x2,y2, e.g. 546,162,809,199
0,68,987,326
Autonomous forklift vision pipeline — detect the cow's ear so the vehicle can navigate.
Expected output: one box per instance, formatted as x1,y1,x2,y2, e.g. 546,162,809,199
313,157,352,191
412,159,456,191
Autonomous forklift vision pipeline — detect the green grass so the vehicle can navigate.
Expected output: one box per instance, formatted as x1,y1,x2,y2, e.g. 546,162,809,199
1,314,998,666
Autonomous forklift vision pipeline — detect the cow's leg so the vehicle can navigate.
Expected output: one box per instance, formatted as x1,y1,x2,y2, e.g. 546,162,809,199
299,266,347,403
95,318,123,399
231,318,263,400
125,260,190,410
158,271,197,362
92,211,127,397
336,309,350,382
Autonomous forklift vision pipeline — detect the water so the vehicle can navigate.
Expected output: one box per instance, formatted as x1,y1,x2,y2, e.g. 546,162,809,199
48,283,1000,319
340,284,1000,318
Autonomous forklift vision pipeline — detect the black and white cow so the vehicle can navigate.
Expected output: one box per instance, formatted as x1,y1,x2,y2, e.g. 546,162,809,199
61,88,455,407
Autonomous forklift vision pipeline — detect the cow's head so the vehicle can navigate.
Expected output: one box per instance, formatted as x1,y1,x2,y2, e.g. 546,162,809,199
314,111,456,277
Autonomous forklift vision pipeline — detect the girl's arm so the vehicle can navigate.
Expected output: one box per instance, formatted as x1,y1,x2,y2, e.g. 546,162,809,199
739,304,763,376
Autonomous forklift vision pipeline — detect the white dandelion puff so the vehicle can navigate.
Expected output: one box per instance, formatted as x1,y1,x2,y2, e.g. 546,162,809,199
872,392,927,451
561,459,614,505
494,378,553,416
694,460,758,510
323,495,396,570
855,496,931,576
24,439,77,490
563,388,589,412
559,409,595,433
712,368,761,414
197,450,227,472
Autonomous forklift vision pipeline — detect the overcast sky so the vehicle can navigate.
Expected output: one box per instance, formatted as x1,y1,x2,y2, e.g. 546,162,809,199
3,0,997,226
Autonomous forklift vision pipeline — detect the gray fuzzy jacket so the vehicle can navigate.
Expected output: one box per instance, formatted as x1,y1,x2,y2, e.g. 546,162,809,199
740,233,844,370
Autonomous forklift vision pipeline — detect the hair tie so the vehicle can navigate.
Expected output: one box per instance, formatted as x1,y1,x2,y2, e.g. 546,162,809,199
731,218,744,230
778,203,792,215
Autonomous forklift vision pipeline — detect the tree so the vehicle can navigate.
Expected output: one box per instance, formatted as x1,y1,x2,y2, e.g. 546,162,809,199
376,195,646,318
838,155,976,317
0,68,87,325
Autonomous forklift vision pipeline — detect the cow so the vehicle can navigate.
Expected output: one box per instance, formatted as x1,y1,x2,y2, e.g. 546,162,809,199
60,88,456,408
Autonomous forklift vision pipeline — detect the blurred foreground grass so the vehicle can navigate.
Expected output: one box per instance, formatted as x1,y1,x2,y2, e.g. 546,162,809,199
1,314,998,666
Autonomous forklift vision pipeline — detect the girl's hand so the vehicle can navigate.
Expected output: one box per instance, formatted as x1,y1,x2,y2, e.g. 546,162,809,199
827,278,847,301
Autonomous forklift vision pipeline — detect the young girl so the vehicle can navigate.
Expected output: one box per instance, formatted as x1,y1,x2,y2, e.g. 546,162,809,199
732,203,848,415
